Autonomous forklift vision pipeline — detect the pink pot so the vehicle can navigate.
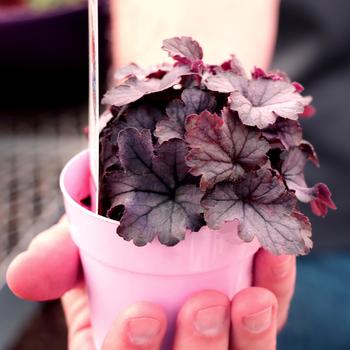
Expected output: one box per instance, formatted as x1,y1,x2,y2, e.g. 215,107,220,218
60,150,260,349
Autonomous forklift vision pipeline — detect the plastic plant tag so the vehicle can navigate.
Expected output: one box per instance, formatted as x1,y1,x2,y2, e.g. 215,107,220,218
88,0,99,213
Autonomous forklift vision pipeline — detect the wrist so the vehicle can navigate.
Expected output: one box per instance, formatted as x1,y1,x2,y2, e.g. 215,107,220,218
110,0,280,70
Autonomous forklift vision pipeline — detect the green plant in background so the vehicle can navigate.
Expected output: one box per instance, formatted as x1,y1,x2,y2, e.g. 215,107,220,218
28,0,83,10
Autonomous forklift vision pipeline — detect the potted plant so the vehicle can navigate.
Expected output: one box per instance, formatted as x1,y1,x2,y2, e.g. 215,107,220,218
60,37,335,349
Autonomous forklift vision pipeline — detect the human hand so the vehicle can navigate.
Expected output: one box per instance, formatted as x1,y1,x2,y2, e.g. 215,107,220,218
110,0,280,71
7,217,295,349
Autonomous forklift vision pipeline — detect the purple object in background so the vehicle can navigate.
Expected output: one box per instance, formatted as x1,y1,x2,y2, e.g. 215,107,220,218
0,1,110,108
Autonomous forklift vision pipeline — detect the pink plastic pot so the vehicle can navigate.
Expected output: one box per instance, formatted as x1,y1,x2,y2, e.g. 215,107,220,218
60,150,260,349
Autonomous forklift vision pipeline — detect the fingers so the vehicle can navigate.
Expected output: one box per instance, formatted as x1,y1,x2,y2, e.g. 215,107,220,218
172,290,230,350
6,217,80,301
102,302,167,350
254,249,296,331
61,282,95,350
231,287,277,350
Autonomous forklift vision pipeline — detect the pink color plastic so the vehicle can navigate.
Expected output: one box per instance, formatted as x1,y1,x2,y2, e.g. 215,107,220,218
60,150,260,349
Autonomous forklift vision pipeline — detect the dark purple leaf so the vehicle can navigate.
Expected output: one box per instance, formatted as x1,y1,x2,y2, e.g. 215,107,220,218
118,128,153,174
114,63,147,80
301,104,316,118
251,67,289,81
181,88,217,114
281,147,336,216
99,115,125,173
114,63,172,81
104,128,203,246
229,79,306,129
162,36,203,63
205,71,247,93
262,118,303,149
155,100,186,143
185,109,269,190
146,68,168,79
100,131,119,173
155,88,216,143
281,147,311,201
123,105,164,131
102,65,190,106
98,36,333,254
301,95,313,105
292,81,304,93
202,169,313,255
299,141,319,166
300,95,314,116
220,55,247,76
205,71,306,128
310,184,337,217
99,105,163,173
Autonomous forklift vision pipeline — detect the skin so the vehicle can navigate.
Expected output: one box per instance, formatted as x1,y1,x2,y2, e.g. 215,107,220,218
7,218,295,349
7,1,289,348
110,0,280,71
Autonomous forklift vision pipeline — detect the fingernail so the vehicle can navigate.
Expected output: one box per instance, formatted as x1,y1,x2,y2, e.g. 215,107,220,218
127,317,161,345
272,256,292,278
243,306,273,333
194,305,229,336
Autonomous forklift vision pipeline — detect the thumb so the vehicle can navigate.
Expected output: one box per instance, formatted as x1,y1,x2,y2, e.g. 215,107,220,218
6,217,80,301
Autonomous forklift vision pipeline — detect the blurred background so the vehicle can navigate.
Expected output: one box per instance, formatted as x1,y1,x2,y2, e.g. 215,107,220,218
0,0,110,348
0,0,349,349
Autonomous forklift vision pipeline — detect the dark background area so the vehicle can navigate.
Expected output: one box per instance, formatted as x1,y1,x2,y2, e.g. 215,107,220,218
273,0,350,251
275,1,350,348
0,0,110,109
0,1,109,349
0,0,349,349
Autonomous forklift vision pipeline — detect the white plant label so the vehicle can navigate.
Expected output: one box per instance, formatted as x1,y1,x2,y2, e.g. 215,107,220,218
88,0,99,213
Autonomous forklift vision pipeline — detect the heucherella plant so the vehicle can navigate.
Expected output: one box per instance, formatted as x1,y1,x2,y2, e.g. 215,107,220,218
99,36,336,255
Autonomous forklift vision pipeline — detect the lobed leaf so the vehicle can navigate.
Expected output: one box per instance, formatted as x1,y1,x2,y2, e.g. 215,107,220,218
123,105,164,132
181,88,217,114
155,88,216,143
251,67,289,81
102,65,190,106
99,36,335,253
205,71,307,129
310,184,337,217
114,63,148,80
162,36,203,63
205,71,247,93
114,63,172,81
202,169,313,255
185,109,269,190
229,79,305,129
104,128,203,246
220,55,247,77
155,100,186,143
301,104,316,118
262,118,303,149
99,105,163,174
281,147,336,216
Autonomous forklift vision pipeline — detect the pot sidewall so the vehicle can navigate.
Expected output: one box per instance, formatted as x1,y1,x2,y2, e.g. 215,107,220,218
60,149,260,349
